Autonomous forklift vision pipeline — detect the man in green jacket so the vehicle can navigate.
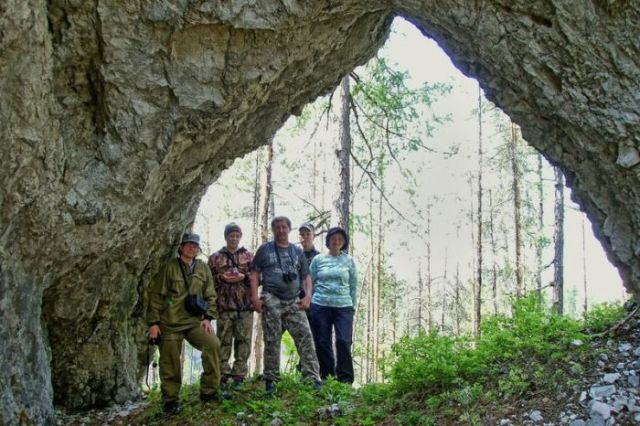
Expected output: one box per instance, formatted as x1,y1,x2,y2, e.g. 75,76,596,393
148,233,222,414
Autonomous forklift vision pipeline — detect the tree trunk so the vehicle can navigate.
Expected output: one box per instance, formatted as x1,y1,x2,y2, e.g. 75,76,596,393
251,149,262,252
440,286,446,332
335,75,351,229
489,190,498,315
442,249,448,333
312,128,318,206
355,263,370,384
349,149,356,253
536,154,544,296
391,277,398,345
475,86,483,338
367,182,375,382
553,166,565,314
417,263,424,333
373,184,384,381
455,263,461,335
250,141,274,375
510,123,524,298
426,207,433,332
248,149,262,375
260,142,274,242
582,217,588,317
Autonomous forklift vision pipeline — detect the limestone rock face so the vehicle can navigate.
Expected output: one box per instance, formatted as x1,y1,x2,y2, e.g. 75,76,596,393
1,0,639,424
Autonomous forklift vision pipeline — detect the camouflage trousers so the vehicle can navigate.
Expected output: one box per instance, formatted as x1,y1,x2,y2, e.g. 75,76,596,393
262,292,320,382
218,310,254,378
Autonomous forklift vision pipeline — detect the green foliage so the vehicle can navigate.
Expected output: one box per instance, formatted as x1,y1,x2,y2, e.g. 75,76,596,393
387,331,479,395
458,411,482,426
396,410,436,426
478,296,584,364
281,331,299,374
583,301,626,332
135,298,628,425
386,295,588,405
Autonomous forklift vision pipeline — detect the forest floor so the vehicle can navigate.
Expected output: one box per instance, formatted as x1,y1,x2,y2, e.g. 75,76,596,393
55,303,640,425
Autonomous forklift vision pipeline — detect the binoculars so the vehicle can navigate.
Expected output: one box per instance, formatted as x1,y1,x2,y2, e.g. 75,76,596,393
282,271,298,283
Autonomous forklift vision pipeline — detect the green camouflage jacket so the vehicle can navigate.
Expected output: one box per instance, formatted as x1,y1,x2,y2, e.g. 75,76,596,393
147,257,218,333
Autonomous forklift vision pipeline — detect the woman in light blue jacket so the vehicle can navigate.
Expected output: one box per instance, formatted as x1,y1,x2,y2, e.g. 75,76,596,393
309,226,357,383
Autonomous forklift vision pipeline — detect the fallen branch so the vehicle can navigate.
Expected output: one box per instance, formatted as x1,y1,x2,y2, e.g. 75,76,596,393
590,303,640,337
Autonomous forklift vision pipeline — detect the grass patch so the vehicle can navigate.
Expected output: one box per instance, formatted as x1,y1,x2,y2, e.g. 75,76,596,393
131,298,628,425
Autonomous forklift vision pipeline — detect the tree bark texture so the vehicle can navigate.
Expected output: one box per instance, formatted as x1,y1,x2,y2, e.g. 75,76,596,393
510,123,524,298
489,190,499,316
336,76,352,230
536,154,544,295
553,166,565,315
475,86,484,338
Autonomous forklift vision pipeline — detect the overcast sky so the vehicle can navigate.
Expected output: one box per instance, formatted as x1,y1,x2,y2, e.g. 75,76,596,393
196,18,626,314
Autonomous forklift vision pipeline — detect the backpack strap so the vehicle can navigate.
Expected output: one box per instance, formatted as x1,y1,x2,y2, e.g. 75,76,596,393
177,258,192,294
223,249,240,269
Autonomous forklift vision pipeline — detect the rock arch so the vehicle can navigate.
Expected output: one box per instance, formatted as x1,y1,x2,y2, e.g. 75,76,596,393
1,1,639,423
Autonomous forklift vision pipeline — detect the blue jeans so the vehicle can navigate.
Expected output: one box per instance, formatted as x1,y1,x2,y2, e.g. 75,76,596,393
310,303,354,383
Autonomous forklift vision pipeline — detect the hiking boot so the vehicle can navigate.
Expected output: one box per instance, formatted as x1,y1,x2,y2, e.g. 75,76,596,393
163,401,182,415
200,391,232,403
313,380,323,391
265,380,275,398
231,377,244,391
200,392,219,403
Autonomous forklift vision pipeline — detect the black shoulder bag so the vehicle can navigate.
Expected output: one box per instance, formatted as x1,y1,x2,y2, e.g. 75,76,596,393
178,259,209,317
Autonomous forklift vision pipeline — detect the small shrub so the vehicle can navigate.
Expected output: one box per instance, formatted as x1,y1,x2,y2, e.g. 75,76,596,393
386,295,589,407
360,382,391,404
458,410,482,425
583,302,626,332
387,331,480,395
478,296,584,366
396,410,435,425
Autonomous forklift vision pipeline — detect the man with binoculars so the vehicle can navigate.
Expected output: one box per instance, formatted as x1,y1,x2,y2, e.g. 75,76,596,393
250,216,321,396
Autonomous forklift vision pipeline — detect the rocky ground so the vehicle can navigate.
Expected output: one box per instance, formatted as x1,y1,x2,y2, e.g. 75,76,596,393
54,401,148,426
495,307,640,426
54,309,640,426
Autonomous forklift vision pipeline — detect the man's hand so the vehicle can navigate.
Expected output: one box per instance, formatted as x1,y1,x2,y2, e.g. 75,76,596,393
148,324,161,339
222,273,246,283
200,319,214,335
297,295,311,311
252,297,263,314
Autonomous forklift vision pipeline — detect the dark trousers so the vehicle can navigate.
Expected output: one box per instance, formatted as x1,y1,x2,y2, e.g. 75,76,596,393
310,303,354,383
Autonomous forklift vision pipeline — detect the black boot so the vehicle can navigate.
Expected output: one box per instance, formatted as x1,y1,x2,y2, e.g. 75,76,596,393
201,390,232,403
163,400,182,415
231,376,244,391
265,380,275,398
